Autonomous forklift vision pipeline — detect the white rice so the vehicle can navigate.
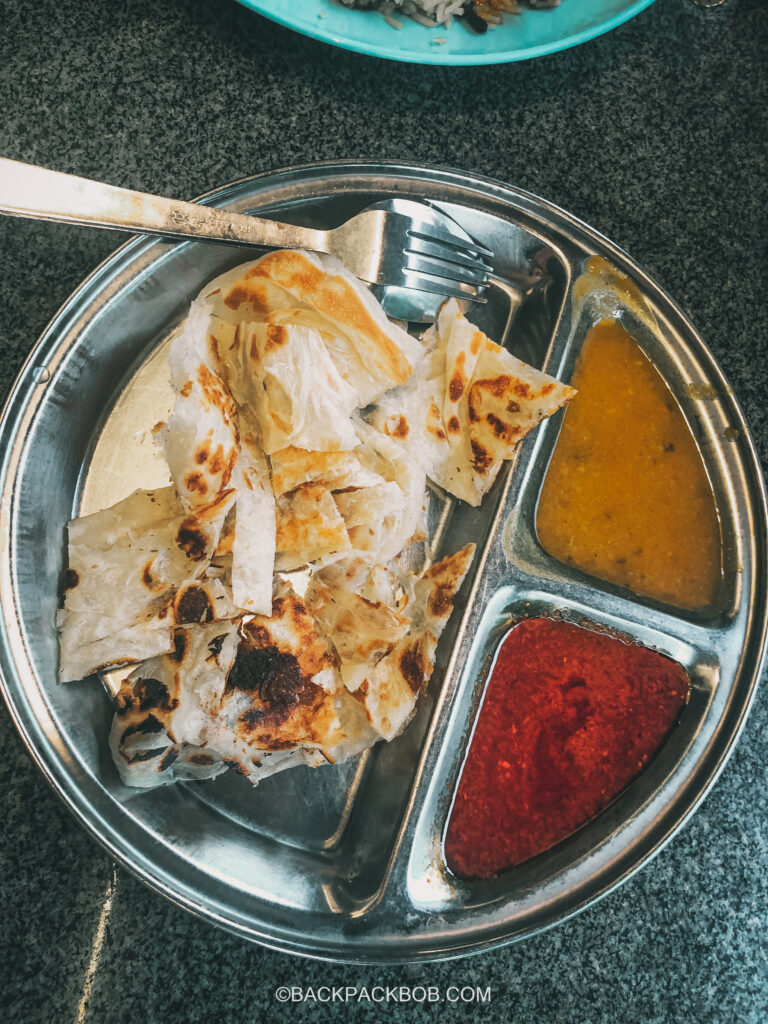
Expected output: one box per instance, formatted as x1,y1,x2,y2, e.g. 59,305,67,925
339,0,468,28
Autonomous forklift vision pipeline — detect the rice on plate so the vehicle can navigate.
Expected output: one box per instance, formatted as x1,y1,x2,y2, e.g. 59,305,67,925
336,0,559,31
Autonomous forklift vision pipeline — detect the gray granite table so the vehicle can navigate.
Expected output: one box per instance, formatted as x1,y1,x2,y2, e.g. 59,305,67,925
1,0,766,1021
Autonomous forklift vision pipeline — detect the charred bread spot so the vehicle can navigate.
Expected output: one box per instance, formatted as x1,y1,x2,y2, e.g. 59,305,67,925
449,373,466,402
195,443,210,465
264,324,289,352
141,559,166,593
208,445,226,475
506,399,520,414
470,440,493,474
174,586,214,624
427,405,447,442
476,374,512,399
222,756,250,776
136,677,178,713
207,334,221,361
235,720,295,751
176,520,208,561
245,624,272,649
227,645,305,708
222,448,238,490
180,381,193,398
208,633,228,658
427,584,454,620
251,595,333,679
486,412,508,439
184,472,208,497
391,415,409,439
116,691,135,713
159,747,179,771
224,282,270,314
121,714,165,739
447,415,461,434
240,707,264,726
197,364,237,425
170,629,189,664
399,639,428,694
188,752,215,766
61,568,79,593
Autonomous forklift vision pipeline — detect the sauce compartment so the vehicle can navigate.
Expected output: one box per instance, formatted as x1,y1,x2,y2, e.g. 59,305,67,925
501,293,743,626
444,616,690,879
404,589,719,912
537,319,722,610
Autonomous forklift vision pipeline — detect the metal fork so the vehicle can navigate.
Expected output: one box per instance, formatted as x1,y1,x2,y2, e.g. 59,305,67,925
0,159,493,321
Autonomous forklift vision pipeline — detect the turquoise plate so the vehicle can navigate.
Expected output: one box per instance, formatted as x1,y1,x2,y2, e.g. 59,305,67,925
236,0,655,65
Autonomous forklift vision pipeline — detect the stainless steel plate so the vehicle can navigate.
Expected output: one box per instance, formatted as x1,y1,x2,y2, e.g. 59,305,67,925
1,162,766,962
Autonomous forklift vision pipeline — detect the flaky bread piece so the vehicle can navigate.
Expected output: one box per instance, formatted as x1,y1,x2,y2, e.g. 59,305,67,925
109,584,379,789
368,299,576,506
308,544,476,742
198,249,424,406
58,487,236,681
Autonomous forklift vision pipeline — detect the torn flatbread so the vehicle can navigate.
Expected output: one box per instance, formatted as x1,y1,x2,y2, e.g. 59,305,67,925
368,299,576,505
229,444,275,615
307,574,410,692
270,434,425,566
311,543,476,741
162,305,277,616
162,304,241,511
58,487,236,681
109,619,241,788
269,447,381,497
350,420,428,561
231,321,359,454
275,482,351,571
198,249,424,405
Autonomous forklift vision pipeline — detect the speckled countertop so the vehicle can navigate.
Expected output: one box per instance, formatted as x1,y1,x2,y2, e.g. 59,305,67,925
1,0,767,1021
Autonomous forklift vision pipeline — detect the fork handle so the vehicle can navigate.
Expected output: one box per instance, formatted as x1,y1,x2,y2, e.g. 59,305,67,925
0,158,326,251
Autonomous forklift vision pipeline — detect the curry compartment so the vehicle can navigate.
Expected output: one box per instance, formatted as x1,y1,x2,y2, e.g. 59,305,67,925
535,316,725,616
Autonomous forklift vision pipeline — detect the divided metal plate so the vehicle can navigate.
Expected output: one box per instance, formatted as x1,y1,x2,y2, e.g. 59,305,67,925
0,163,765,962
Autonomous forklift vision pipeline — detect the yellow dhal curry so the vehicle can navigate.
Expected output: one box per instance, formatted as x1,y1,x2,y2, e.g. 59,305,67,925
537,319,722,609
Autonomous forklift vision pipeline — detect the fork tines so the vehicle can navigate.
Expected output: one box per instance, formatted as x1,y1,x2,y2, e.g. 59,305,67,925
404,228,492,301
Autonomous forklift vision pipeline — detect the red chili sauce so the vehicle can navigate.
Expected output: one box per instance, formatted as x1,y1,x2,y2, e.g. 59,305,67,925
444,618,689,878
